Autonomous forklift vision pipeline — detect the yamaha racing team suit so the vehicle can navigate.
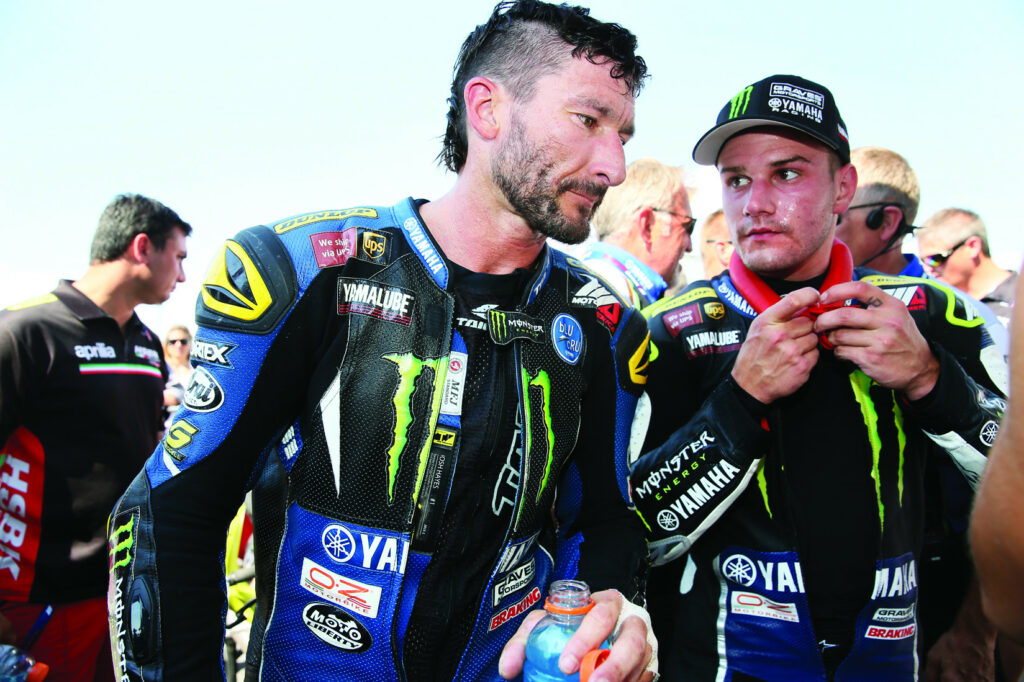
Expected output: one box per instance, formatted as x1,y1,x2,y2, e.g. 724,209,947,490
107,198,651,680
629,249,1006,681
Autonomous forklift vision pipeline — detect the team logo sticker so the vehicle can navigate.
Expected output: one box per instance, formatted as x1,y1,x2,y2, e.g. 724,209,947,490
703,302,725,320
492,558,536,606
337,278,416,325
183,367,225,412
361,232,388,262
134,345,160,367
489,586,541,631
866,624,916,640
311,229,358,269
664,303,703,337
273,208,378,234
300,557,383,618
730,592,799,622
596,303,622,334
190,339,235,368
551,313,583,365
488,310,545,345
980,420,999,447
721,554,757,586
302,602,372,652
440,352,468,417
320,524,409,574
873,605,915,624
322,524,357,563
572,279,617,308
657,509,679,532
163,420,199,463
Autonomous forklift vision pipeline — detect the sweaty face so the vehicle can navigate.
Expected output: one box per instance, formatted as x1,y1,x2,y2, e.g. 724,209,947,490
718,131,848,280
491,56,635,244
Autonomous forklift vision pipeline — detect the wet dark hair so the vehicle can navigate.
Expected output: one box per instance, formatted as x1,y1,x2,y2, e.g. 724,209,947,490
439,0,648,173
89,193,192,263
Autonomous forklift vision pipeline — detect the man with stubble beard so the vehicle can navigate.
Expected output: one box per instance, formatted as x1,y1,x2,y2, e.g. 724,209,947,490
107,2,657,680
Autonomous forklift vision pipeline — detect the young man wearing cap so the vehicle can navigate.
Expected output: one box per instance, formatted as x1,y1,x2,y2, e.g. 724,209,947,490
630,75,1006,680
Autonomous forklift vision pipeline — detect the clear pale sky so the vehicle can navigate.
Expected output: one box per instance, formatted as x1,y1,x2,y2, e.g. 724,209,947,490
2,0,1021,335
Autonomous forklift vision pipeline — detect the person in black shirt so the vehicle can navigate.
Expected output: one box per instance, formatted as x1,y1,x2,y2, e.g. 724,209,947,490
0,193,190,680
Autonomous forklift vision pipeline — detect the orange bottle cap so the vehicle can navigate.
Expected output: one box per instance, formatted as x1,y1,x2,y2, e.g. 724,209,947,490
543,596,595,615
579,648,610,682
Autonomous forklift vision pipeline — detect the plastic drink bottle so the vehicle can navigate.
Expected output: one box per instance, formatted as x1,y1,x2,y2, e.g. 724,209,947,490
523,580,610,682
0,644,49,682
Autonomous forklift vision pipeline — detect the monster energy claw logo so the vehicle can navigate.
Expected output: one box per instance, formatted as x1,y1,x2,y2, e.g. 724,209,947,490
381,352,445,505
488,309,544,345
729,85,753,119
490,310,508,343
109,513,136,570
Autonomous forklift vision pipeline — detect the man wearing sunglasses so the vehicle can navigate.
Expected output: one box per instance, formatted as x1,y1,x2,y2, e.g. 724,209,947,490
918,208,1017,329
580,158,695,307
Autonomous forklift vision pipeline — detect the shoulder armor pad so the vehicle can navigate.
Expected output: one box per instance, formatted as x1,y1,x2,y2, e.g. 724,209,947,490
270,207,380,235
195,224,298,334
565,258,633,308
862,273,983,329
643,283,718,320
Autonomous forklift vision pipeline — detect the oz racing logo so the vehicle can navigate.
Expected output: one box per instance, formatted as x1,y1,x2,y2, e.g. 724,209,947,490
657,509,679,532
722,554,757,587
322,524,357,563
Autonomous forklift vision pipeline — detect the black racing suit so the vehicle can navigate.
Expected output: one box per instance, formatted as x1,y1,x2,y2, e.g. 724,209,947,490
630,266,1006,681
107,198,651,680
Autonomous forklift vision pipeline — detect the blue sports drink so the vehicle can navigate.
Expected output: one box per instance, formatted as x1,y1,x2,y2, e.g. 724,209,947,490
523,580,609,682
0,644,49,682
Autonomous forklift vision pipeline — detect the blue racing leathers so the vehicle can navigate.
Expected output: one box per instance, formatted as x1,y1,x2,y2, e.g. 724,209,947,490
630,266,1006,681
107,198,651,680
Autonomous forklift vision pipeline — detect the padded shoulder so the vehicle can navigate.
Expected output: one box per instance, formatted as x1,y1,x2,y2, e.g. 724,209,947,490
195,224,298,334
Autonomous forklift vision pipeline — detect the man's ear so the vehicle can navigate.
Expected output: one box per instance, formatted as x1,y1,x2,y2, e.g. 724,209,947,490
833,163,858,214
879,206,905,243
464,76,501,142
128,233,153,265
637,207,656,253
964,234,984,260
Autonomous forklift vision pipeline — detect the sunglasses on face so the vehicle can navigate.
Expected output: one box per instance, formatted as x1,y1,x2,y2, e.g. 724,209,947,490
922,238,970,269
650,207,698,235
167,338,191,346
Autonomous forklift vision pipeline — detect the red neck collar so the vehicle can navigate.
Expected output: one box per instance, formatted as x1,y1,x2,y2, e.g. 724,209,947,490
728,240,854,315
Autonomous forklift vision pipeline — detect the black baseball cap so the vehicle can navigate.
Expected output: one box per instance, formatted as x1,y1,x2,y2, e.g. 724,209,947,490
692,75,850,166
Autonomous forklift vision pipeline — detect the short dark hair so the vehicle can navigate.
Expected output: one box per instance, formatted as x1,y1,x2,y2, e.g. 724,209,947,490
440,0,648,173
89,193,192,263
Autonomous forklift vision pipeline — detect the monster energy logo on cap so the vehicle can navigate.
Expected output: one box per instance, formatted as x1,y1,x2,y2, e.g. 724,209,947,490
488,309,546,345
692,74,850,166
728,86,753,119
